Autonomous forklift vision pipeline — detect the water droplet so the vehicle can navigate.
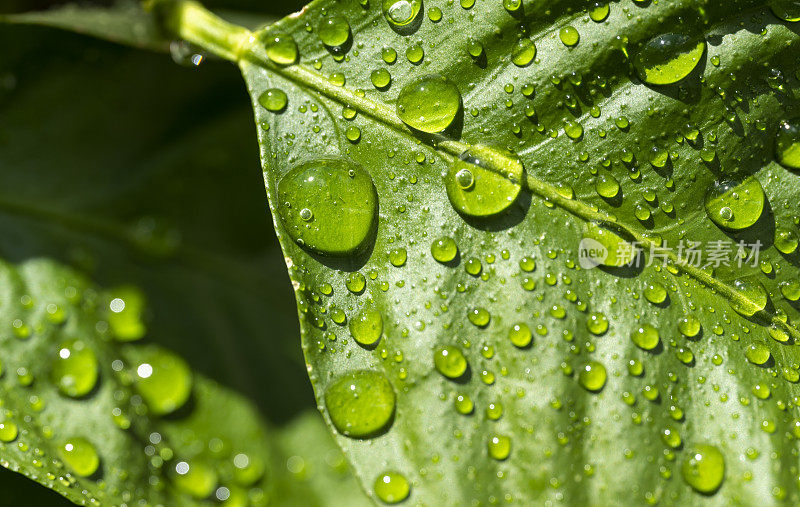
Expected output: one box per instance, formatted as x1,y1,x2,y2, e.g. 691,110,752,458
389,248,407,267
468,307,490,327
503,0,522,13
134,347,192,416
595,173,620,198
565,121,584,140
445,144,523,217
644,282,667,305
578,361,607,391
430,237,457,263
396,74,460,133
780,279,800,301
775,227,799,254
258,88,287,112
662,427,682,448
374,471,410,503
586,312,609,335
264,33,298,65
277,158,378,256
172,459,218,499
108,287,146,341
509,323,532,348
382,0,423,32
325,370,395,437
59,437,99,477
454,394,473,414
559,26,580,47
589,2,609,22
745,341,771,365
371,68,392,89
336,276,361,299
631,324,660,350
511,39,536,67
349,307,383,346
633,33,706,85
730,279,768,317
771,0,800,22
775,118,800,169
487,434,511,460
0,421,18,442
405,44,424,63
677,316,701,337
704,177,765,230
681,444,725,494
318,16,351,48
51,339,98,398
433,346,468,379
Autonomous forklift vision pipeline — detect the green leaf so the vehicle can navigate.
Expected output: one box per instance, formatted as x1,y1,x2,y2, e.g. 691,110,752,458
182,0,798,503
0,0,169,51
0,256,368,505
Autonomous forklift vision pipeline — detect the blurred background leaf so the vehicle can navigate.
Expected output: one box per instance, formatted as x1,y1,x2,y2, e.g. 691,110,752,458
0,0,352,501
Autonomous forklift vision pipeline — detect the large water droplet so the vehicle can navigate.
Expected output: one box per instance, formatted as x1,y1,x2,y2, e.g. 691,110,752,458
434,345,468,378
430,236,457,263
349,307,383,346
396,74,461,133
704,177,765,231
775,118,800,169
445,144,523,217
631,324,660,350
258,88,288,112
133,347,192,416
325,370,395,438
59,437,99,477
51,339,98,398
264,33,298,65
0,421,18,442
374,471,410,503
633,33,706,85
681,444,725,494
277,158,378,256
511,39,536,67
487,434,511,460
559,26,580,47
578,361,606,391
730,279,768,317
317,16,351,49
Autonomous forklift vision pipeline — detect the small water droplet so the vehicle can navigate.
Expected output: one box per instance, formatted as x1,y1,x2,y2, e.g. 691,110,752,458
374,471,410,503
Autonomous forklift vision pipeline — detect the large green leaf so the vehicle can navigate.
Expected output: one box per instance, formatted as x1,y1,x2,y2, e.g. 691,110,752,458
152,0,800,504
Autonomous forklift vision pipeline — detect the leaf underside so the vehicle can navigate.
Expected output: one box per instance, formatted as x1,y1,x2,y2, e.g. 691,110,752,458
241,0,800,504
